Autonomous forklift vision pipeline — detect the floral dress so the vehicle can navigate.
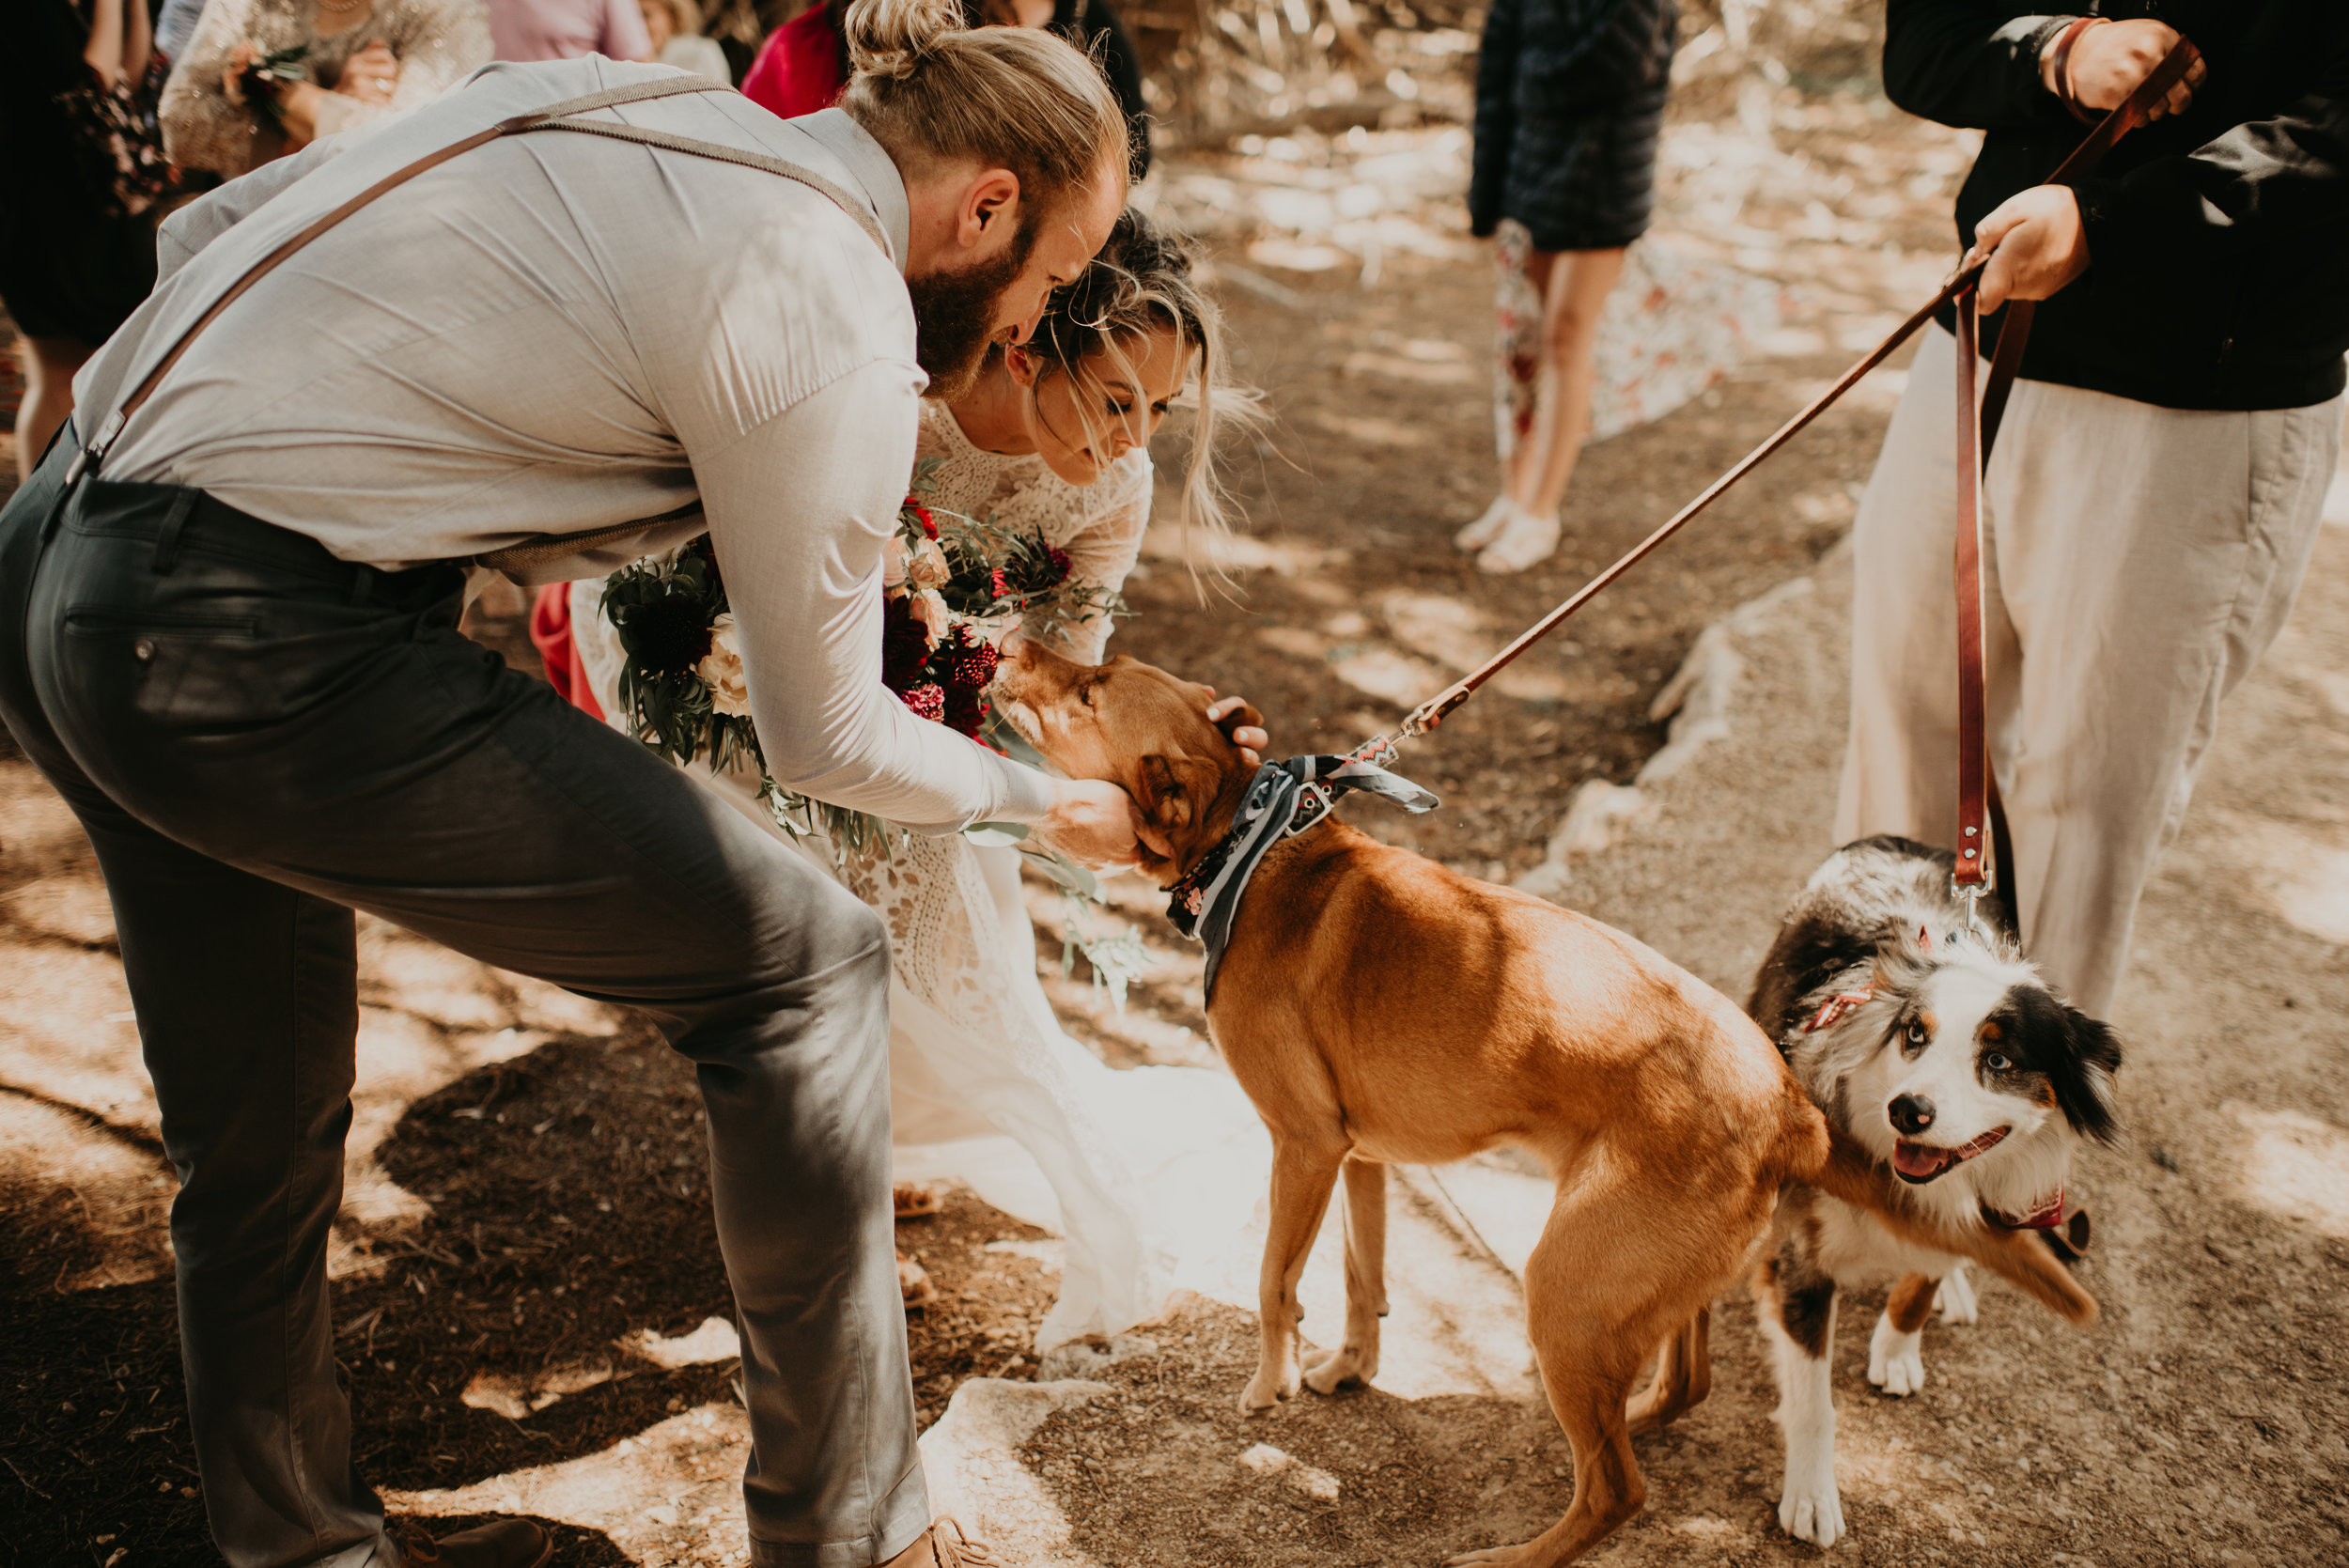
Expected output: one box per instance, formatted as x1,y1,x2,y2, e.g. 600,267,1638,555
571,402,1268,1350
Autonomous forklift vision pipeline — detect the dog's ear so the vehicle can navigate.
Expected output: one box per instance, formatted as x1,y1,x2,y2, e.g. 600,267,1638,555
1135,754,1195,837
2049,1007,2124,1146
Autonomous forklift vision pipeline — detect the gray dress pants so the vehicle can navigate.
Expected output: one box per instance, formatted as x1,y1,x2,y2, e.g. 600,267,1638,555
0,434,930,1568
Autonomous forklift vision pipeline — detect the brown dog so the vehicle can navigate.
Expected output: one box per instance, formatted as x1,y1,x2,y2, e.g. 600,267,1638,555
994,638,1833,1567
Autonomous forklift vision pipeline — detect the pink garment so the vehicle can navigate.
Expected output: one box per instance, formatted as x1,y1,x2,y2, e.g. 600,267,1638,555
739,1,847,119
487,0,652,62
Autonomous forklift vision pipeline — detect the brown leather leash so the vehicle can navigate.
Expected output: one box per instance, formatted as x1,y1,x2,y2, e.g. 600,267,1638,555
1374,39,2202,920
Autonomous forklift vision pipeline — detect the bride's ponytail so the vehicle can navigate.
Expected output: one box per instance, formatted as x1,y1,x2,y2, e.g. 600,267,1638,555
840,0,1127,208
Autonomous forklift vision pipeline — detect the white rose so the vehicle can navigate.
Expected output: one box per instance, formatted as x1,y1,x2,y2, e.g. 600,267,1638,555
697,613,753,717
909,537,951,588
912,589,952,647
880,536,911,591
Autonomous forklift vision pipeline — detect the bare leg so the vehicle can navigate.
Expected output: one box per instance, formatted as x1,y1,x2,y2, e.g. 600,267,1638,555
1304,1157,1388,1394
1241,1138,1346,1412
15,336,93,483
1479,249,1627,575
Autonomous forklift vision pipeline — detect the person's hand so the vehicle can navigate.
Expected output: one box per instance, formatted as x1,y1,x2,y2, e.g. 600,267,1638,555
1967,185,2089,312
1204,692,1268,768
334,40,400,104
2043,19,2204,120
1032,776,1153,868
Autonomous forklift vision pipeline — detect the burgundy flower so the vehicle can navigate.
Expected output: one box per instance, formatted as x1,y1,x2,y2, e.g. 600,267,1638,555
623,596,715,675
944,630,998,691
880,596,933,691
944,683,988,738
900,682,946,722
1045,546,1072,584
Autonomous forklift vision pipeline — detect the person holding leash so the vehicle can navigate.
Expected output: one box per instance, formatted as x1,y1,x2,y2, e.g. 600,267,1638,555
1839,1,2348,1017
0,0,1268,1560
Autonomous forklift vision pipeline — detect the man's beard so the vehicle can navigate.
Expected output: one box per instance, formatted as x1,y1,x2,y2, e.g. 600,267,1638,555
908,220,1038,401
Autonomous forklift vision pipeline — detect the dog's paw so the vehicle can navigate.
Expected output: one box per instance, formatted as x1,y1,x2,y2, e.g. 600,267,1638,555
1778,1476,1846,1548
1302,1344,1375,1395
1934,1264,1979,1327
1238,1367,1299,1413
1866,1311,1926,1397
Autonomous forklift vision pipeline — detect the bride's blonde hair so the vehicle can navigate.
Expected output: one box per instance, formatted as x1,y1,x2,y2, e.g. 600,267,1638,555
840,0,1127,214
1024,209,1266,556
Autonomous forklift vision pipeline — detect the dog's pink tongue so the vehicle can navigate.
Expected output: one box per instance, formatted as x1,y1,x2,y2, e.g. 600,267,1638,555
1892,1141,1949,1179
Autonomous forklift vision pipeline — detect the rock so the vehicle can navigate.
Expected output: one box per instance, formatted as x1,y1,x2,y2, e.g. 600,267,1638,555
1237,1441,1342,1502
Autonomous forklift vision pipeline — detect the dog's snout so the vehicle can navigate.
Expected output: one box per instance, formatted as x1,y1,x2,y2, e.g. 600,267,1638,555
1000,626,1029,663
1888,1093,1936,1137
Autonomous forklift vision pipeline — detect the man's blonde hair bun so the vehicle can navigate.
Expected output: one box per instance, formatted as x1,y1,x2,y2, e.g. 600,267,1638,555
841,0,957,83
839,0,1128,211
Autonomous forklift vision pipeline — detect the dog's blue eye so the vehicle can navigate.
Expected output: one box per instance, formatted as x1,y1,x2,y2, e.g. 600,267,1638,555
1984,1050,2012,1072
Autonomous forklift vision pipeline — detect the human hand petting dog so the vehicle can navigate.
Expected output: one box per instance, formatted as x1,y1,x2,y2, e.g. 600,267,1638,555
1026,686,1267,868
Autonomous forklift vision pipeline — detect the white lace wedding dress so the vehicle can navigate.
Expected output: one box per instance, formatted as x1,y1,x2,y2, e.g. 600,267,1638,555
571,401,1268,1350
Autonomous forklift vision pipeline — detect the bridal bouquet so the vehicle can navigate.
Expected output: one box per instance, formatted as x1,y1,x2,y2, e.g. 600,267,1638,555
600,459,1124,852
220,41,311,125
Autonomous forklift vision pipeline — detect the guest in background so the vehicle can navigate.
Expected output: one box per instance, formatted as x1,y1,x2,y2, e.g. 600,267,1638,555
742,0,1149,174
1461,0,1677,574
161,0,492,178
157,0,210,65
2,0,166,480
639,0,731,79
486,0,649,61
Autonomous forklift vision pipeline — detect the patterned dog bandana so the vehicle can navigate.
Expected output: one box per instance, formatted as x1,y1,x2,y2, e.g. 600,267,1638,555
1165,753,1439,1005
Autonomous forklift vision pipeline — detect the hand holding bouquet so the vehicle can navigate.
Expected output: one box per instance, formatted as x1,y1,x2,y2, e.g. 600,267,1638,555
220,40,310,122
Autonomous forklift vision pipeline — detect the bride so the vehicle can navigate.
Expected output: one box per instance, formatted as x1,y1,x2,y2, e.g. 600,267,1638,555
542,209,1272,1349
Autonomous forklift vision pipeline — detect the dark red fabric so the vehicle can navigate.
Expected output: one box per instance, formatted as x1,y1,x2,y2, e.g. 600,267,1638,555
529,584,604,722
740,2,848,120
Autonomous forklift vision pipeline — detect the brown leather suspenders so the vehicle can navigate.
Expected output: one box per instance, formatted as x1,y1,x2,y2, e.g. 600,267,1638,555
65,74,892,574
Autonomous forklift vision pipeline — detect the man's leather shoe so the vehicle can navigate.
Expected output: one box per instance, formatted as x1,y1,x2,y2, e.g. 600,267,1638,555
397,1519,553,1568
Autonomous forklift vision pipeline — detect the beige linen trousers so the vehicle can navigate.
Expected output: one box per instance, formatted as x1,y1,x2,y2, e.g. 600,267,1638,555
1836,325,2342,1017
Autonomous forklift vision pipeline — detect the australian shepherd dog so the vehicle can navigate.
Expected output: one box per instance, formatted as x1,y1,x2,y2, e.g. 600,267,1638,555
1744,835,2123,1548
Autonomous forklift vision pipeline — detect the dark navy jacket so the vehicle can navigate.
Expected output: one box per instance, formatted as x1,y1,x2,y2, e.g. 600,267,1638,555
1890,0,2349,411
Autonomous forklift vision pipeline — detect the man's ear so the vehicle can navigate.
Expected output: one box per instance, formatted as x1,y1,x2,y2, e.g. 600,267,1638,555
959,167,1021,252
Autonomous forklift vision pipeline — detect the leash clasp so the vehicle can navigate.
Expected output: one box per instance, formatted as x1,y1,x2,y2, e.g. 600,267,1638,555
1953,877,1988,937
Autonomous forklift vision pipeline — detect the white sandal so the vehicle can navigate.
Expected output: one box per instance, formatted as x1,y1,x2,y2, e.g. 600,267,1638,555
1477,504,1562,574
1453,494,1516,552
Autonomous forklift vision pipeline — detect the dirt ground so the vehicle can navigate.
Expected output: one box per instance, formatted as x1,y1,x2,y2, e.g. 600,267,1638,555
10,6,2344,1566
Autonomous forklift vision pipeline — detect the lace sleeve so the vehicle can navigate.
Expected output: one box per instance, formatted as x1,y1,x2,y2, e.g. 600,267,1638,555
1033,452,1152,665
160,0,275,178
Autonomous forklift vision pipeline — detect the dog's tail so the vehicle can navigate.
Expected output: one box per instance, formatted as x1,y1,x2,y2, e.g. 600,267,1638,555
1807,1128,2099,1325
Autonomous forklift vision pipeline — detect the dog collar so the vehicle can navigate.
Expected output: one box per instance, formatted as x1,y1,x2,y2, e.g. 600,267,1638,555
1984,1184,2065,1230
1166,748,1438,1005
1804,986,1875,1032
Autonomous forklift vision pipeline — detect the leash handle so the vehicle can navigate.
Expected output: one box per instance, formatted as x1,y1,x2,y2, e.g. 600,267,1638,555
1952,285,1993,891
1949,35,2200,898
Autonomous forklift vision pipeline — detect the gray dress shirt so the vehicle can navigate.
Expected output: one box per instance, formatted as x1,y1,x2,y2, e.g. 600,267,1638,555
71,57,1057,833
